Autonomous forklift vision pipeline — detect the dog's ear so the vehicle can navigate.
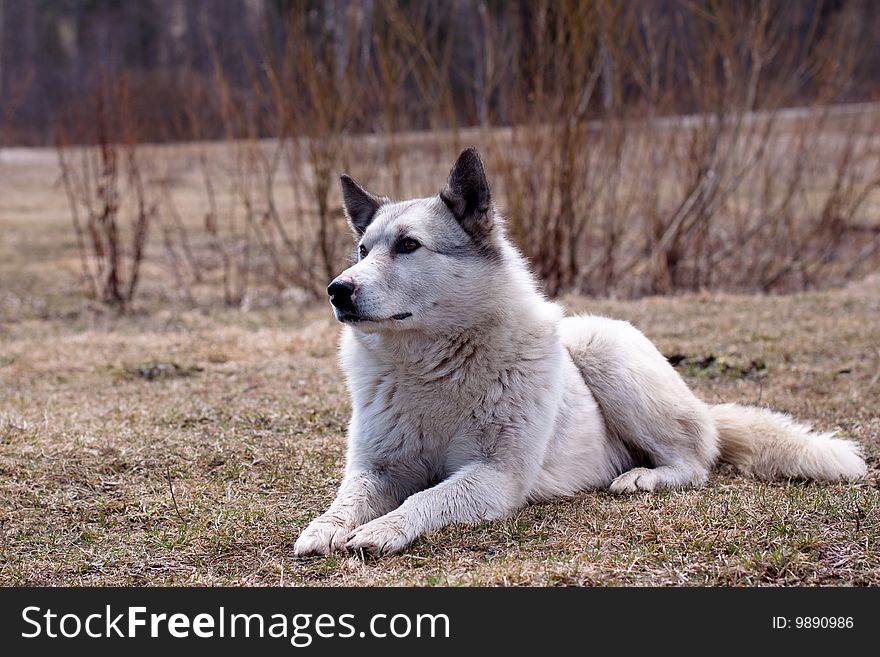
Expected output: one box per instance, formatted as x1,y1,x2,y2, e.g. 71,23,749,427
340,175,383,236
441,148,493,239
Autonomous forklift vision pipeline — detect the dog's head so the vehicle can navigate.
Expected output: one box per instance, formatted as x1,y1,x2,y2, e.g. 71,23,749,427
328,148,503,334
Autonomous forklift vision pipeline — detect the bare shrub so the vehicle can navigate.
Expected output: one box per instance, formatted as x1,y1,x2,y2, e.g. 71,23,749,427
486,0,880,297
49,1,880,309
56,76,157,308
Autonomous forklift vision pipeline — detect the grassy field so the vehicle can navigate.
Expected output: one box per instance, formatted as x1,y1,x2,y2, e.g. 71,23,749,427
1,147,878,586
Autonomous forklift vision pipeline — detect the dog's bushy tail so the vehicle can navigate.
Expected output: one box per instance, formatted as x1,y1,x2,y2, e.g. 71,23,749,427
710,403,866,481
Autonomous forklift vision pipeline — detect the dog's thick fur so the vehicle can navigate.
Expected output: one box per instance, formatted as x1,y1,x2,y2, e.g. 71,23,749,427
294,148,866,557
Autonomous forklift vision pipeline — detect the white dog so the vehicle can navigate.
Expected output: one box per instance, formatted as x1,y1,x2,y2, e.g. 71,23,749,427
294,148,866,557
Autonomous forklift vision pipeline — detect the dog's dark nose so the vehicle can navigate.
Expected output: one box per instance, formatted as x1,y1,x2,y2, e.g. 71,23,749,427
327,279,356,310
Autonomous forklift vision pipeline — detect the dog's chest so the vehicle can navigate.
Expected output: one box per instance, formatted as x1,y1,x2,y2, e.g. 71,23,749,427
351,367,483,476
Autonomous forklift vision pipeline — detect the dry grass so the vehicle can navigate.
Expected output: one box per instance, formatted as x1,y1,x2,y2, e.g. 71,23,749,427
1,146,878,586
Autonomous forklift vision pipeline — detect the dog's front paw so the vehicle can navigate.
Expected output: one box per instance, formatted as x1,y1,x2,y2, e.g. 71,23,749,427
344,515,411,557
294,516,354,557
609,467,657,494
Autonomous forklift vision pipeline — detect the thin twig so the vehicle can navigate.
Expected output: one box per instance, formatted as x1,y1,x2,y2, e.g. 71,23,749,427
165,467,187,525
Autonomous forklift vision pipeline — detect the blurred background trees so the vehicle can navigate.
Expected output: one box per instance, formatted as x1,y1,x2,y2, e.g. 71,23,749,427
2,0,878,145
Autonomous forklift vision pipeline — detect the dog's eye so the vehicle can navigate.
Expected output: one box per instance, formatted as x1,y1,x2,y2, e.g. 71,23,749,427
398,238,421,254
359,244,368,259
